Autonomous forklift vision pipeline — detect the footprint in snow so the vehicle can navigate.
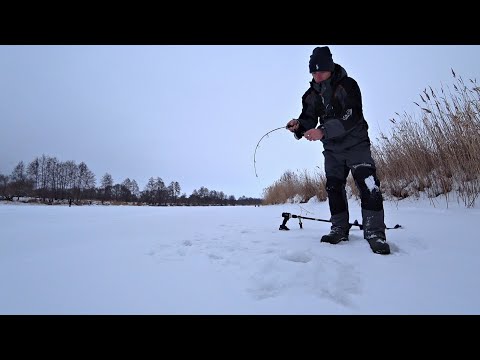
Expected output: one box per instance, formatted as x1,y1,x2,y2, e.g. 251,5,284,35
247,254,361,308
280,250,312,263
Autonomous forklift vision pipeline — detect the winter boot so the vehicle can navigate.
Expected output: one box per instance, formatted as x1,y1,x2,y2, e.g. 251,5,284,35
321,226,349,244
366,236,390,255
362,209,390,254
321,211,350,244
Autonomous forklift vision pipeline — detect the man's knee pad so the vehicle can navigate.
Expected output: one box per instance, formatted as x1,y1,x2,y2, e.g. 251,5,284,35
352,166,378,186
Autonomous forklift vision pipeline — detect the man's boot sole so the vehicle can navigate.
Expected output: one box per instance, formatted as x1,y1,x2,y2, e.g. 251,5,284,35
321,237,349,244
372,248,391,255
368,240,391,255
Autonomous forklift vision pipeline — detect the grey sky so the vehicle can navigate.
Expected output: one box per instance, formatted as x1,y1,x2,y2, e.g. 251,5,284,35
1,45,479,198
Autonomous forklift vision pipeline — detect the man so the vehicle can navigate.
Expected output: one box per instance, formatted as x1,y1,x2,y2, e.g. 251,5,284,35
286,46,390,255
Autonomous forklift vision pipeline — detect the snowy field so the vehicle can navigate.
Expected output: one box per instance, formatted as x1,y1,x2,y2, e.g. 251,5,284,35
1,196,479,315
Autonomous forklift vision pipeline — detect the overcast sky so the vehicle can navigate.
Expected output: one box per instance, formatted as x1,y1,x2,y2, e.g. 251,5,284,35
1,45,479,198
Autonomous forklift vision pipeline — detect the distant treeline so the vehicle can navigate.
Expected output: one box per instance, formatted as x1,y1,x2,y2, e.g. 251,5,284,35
0,154,261,206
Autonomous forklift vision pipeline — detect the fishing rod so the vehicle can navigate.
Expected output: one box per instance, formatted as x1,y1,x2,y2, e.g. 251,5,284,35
279,212,402,231
253,124,296,177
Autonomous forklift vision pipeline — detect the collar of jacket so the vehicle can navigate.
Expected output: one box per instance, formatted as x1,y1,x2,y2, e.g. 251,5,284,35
309,63,348,90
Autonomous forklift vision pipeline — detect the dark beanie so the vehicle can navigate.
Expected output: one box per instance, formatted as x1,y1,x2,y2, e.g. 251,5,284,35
309,46,335,73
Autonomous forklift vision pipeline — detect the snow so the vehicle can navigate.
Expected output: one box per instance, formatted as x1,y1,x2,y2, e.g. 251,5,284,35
364,175,378,192
1,195,479,315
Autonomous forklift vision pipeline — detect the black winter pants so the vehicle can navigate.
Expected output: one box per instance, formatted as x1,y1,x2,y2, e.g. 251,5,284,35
322,133,386,239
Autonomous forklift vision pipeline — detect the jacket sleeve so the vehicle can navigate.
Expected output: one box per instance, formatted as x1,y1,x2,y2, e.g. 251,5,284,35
322,78,364,140
294,89,321,140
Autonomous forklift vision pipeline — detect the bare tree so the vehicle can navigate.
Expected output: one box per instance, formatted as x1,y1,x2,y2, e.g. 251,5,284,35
11,161,26,182
78,162,96,200
198,186,209,204
170,181,181,204
37,155,49,201
56,161,69,199
0,174,10,200
62,160,78,201
189,189,199,205
111,184,123,201
141,177,156,204
27,158,40,194
154,177,166,205
46,156,60,200
130,179,140,200
167,182,175,204
25,155,56,201
100,173,113,203
121,178,132,202
218,191,226,205
10,161,32,200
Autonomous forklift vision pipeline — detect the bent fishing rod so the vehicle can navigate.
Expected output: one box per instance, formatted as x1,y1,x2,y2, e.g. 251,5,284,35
253,124,296,177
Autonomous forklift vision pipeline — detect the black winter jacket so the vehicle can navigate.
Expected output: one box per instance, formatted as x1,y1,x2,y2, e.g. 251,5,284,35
295,64,369,144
